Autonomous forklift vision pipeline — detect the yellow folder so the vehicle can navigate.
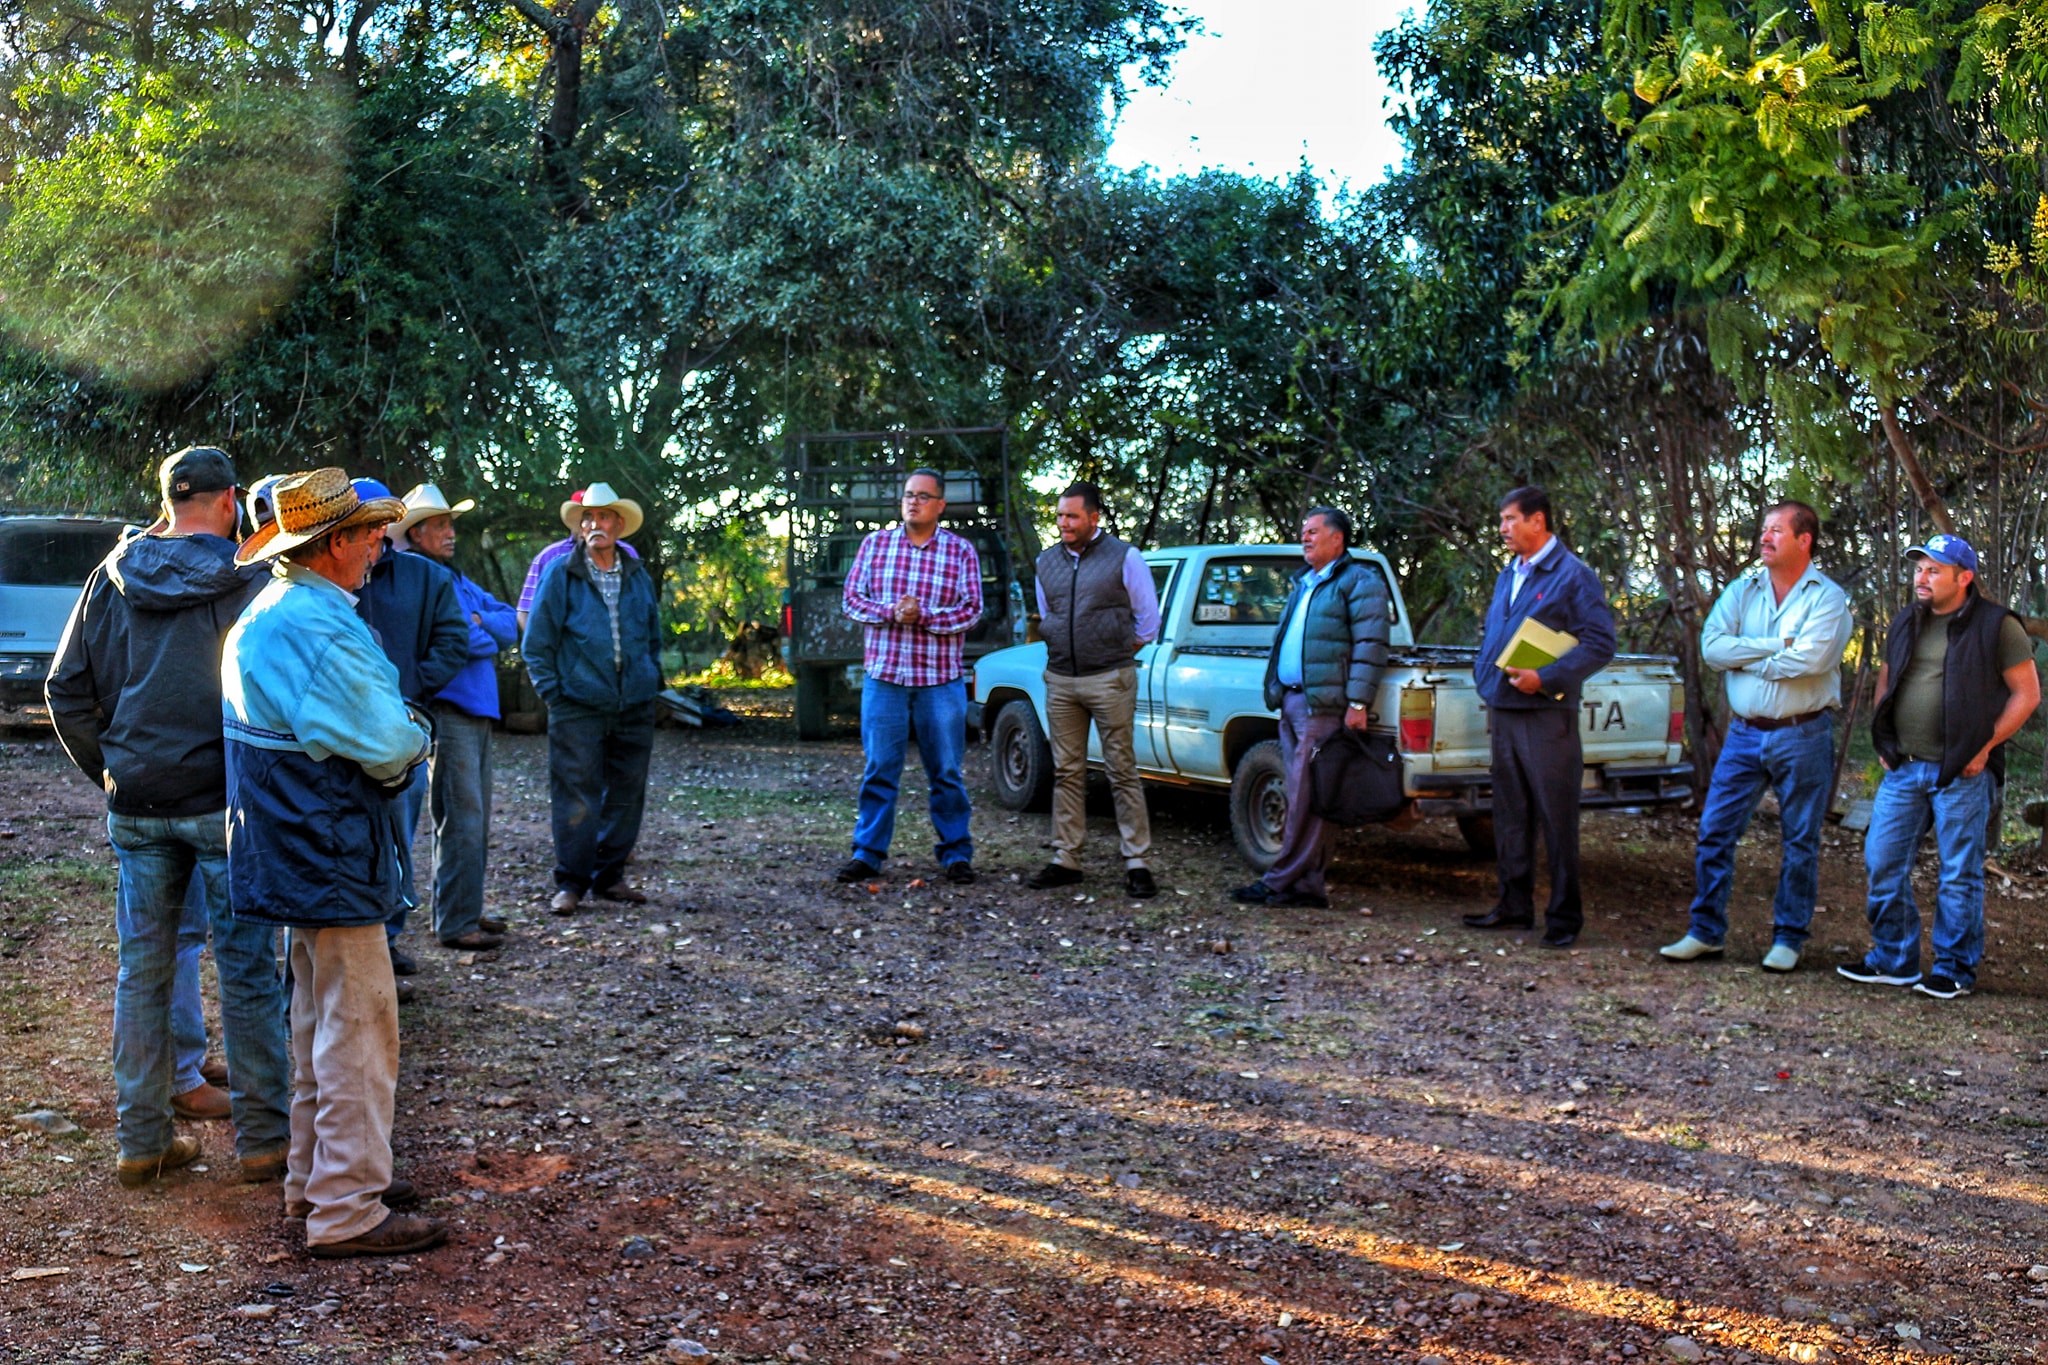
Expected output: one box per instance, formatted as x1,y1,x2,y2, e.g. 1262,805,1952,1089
1497,616,1578,672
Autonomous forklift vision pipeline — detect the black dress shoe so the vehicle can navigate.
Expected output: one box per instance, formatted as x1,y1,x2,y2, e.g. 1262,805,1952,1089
1125,867,1158,898
1026,863,1085,889
834,858,880,884
1271,890,1330,909
1231,881,1276,904
1541,929,1579,948
1462,906,1534,930
943,861,977,885
388,944,419,975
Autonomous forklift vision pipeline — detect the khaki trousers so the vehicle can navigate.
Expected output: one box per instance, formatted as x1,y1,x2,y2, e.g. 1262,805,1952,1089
1044,666,1152,868
285,924,398,1246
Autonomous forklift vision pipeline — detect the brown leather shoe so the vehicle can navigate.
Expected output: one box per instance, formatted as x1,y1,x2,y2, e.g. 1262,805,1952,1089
241,1148,289,1184
479,915,508,935
172,1082,232,1121
286,1176,415,1219
439,930,505,950
117,1135,202,1189
307,1210,447,1259
594,881,647,903
199,1058,229,1088
548,890,581,916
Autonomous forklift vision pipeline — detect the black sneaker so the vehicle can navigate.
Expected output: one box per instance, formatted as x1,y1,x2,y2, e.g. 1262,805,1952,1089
1231,881,1276,904
943,861,977,885
834,858,880,884
388,944,418,976
1912,974,1972,999
1026,863,1085,890
1836,962,1920,987
1125,867,1158,899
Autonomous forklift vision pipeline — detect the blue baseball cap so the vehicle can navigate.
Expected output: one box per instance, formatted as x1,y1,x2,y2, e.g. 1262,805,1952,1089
350,477,395,503
1904,533,1978,574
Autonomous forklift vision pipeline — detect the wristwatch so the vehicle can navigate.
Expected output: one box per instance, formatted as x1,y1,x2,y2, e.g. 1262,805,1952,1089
1348,702,1368,711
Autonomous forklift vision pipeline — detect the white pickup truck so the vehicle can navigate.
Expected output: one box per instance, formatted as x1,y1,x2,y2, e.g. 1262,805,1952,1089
968,542,1693,869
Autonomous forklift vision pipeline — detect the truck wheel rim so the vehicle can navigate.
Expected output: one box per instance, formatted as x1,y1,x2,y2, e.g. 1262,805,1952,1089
1001,726,1031,789
1255,774,1286,851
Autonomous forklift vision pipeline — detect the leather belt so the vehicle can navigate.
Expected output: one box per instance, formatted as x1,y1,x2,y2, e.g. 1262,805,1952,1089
1738,709,1827,732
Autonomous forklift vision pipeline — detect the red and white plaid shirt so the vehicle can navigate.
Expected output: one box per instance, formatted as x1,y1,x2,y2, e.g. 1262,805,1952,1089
841,525,983,687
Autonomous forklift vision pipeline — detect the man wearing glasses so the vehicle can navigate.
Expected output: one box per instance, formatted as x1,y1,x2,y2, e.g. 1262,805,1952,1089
836,468,984,885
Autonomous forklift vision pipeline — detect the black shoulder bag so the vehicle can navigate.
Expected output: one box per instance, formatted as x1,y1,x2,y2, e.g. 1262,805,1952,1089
1308,728,1405,826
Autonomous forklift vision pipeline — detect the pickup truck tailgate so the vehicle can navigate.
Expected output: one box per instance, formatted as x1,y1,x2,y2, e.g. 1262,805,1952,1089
1406,652,1684,794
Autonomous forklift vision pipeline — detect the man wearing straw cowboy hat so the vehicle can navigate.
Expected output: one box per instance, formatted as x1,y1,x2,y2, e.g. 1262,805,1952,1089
522,481,663,916
515,485,640,632
390,484,519,951
221,468,447,1258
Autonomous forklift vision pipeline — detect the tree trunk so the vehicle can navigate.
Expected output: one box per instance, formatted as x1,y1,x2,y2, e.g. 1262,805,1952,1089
1879,404,1954,534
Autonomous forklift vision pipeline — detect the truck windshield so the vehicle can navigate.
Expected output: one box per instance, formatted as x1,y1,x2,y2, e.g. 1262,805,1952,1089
0,521,125,587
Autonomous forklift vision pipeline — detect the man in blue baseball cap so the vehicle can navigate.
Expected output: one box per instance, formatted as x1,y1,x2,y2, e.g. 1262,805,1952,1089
350,478,469,978
1846,531,2039,999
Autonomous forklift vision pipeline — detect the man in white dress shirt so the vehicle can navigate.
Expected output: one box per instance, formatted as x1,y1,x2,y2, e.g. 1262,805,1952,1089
1662,501,1852,973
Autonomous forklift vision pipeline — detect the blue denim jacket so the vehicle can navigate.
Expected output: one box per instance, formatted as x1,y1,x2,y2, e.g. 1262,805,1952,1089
221,565,431,928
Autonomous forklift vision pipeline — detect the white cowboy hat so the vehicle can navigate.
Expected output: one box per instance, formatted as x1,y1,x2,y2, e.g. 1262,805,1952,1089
389,483,477,542
560,481,643,538
235,468,406,565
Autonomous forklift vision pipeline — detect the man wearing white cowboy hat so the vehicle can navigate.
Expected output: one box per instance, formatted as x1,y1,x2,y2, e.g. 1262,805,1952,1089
516,484,640,632
220,467,447,1258
389,484,519,951
521,480,663,915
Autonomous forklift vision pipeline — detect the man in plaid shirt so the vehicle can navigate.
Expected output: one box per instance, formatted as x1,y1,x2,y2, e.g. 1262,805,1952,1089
836,468,984,885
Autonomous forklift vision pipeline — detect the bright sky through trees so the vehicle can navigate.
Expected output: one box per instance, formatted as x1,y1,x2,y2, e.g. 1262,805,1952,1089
1105,0,1414,192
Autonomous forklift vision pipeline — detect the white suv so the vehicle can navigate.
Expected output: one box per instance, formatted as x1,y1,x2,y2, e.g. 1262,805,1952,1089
0,516,132,708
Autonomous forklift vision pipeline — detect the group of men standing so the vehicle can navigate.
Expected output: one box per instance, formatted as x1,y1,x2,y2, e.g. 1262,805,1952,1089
834,469,2039,1003
47,450,661,1256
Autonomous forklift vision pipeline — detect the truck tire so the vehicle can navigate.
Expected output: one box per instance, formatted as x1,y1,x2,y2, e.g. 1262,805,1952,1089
989,700,1054,812
1457,813,1497,860
795,665,831,741
1229,739,1288,872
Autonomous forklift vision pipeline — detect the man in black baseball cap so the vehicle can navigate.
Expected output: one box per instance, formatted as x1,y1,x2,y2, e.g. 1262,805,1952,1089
158,445,239,504
48,442,293,1189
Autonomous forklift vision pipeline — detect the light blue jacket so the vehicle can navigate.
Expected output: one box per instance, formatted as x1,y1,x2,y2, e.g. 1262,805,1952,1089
221,564,431,928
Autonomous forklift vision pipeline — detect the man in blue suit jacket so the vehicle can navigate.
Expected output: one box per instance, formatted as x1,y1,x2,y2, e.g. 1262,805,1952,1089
1467,486,1617,945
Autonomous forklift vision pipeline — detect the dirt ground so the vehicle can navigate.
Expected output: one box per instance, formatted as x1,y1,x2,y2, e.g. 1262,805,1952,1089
2,691,2045,1365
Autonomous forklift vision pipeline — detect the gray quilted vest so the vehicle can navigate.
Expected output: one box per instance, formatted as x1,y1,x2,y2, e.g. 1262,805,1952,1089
1037,531,1138,677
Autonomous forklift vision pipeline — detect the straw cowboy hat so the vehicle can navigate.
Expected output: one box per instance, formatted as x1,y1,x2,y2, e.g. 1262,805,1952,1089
236,467,407,565
560,481,643,538
389,483,477,542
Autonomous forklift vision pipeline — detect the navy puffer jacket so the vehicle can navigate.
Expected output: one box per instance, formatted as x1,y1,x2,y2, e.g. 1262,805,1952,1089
1261,557,1392,715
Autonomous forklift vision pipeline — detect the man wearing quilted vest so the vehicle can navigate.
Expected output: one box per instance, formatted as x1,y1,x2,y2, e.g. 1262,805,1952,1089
221,468,445,1258
1025,481,1163,899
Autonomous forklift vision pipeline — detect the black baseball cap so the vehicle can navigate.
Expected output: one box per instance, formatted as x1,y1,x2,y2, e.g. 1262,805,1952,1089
158,446,238,501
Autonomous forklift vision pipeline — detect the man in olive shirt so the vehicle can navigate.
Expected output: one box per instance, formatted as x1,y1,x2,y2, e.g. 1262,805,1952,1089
1847,533,2039,999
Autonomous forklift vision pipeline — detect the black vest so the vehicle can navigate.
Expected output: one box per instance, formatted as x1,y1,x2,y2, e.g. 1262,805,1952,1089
1872,592,2020,787
1037,531,1138,676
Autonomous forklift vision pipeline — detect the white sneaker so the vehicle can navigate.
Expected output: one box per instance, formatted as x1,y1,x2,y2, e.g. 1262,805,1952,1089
1658,934,1724,961
1836,962,1920,987
1760,944,1800,973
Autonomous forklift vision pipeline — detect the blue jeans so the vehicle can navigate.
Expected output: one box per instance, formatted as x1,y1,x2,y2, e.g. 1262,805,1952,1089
108,811,292,1161
851,677,972,867
171,872,210,1093
547,704,656,894
1861,761,1993,988
384,764,429,942
1686,713,1834,949
429,705,494,940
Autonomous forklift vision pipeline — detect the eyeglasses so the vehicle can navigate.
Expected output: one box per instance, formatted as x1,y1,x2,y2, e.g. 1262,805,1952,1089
901,491,944,504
